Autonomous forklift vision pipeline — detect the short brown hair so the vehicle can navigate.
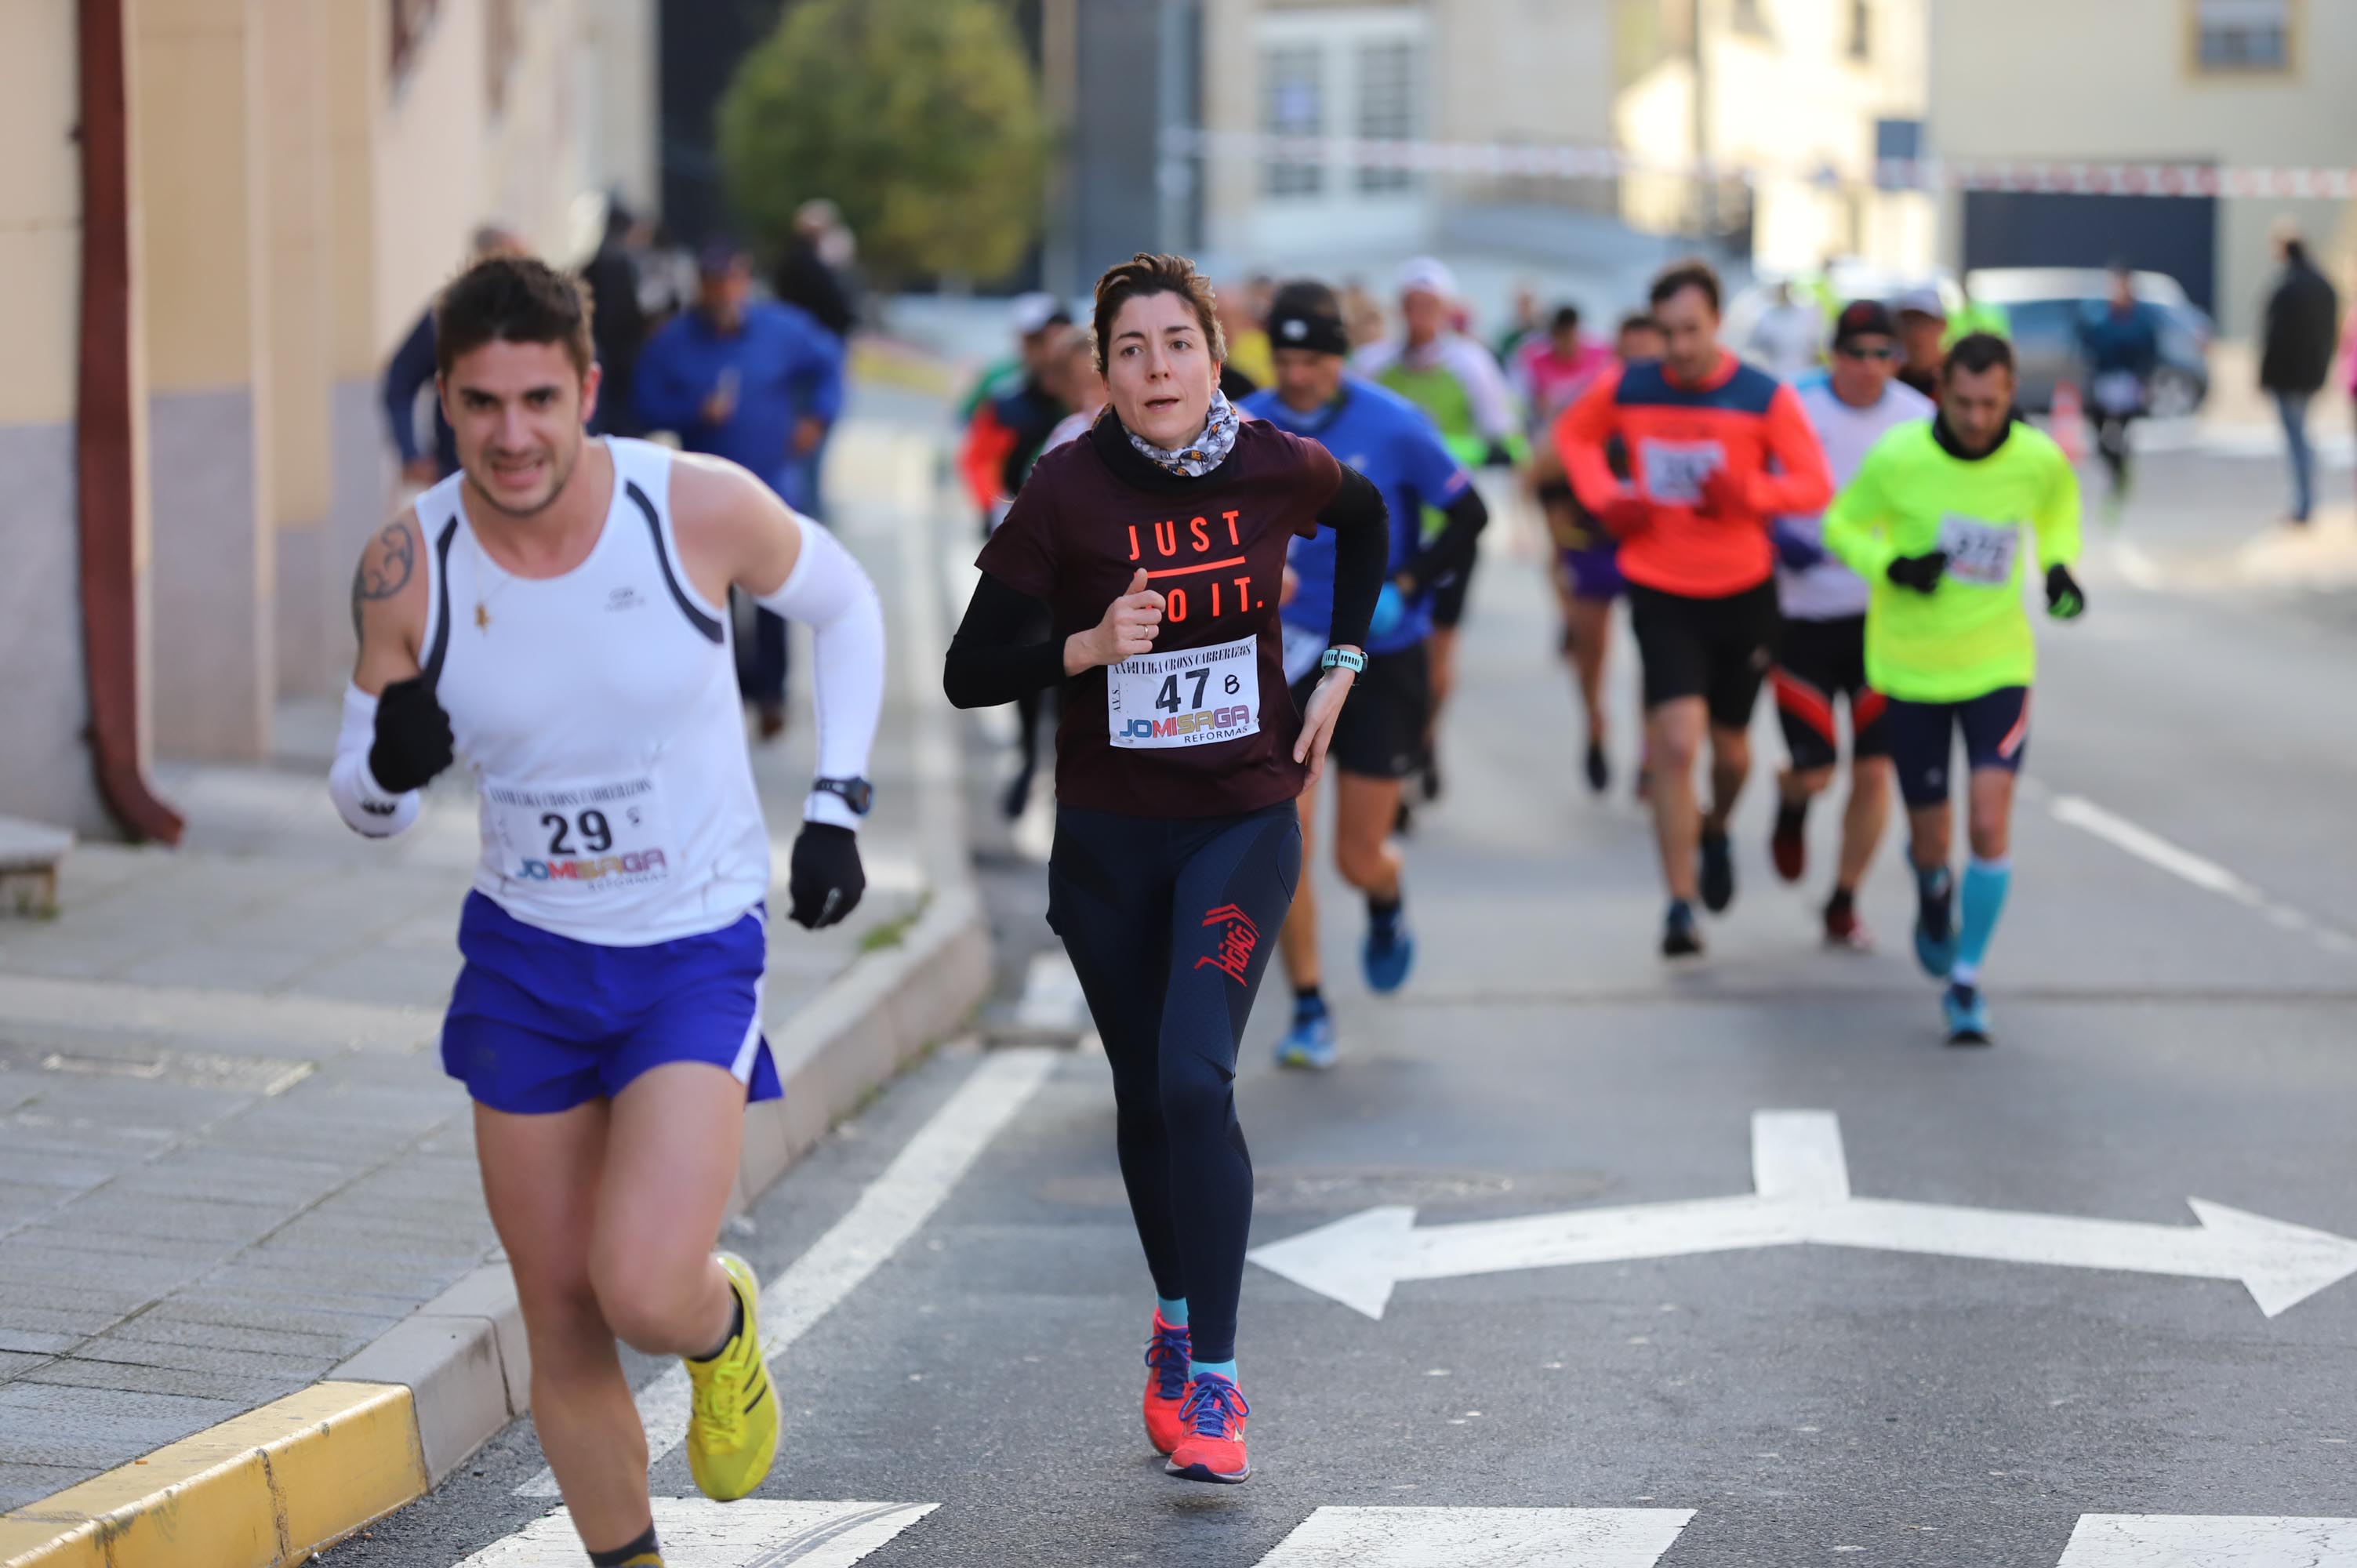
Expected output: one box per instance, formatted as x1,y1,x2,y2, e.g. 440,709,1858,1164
1091,252,1226,375
434,255,594,379
1941,332,2015,380
1647,258,1723,316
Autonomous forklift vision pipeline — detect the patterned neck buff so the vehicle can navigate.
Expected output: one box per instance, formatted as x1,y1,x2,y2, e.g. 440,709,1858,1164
1125,389,1239,478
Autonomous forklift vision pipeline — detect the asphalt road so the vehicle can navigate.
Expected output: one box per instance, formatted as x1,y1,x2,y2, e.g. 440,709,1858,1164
327,445,2357,1567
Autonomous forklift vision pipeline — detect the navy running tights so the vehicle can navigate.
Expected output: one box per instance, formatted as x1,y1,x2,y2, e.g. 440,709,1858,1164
1047,800,1302,1365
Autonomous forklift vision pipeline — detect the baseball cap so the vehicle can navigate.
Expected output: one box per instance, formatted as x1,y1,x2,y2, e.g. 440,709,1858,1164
1396,256,1458,300
1010,292,1072,338
1830,299,1898,347
1893,285,1946,320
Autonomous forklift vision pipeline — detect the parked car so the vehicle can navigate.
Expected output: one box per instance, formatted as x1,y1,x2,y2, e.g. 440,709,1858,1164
1964,268,2214,417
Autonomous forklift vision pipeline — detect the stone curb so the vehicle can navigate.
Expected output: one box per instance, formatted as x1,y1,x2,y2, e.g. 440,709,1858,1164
0,414,991,1567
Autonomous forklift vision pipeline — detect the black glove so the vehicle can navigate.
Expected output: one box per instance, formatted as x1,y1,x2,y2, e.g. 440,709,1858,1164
2045,562,2086,620
788,822,866,930
368,676,454,793
1886,550,1948,594
1480,439,1517,470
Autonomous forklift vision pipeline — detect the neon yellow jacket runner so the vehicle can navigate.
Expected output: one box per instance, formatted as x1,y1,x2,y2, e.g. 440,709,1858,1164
1822,419,2081,702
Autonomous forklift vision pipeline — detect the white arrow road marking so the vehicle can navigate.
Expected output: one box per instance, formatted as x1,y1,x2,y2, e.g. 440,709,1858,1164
1249,1111,2357,1321
456,1499,935,1566
1251,1507,1694,1567
519,1047,1059,1497
2057,1514,2357,1565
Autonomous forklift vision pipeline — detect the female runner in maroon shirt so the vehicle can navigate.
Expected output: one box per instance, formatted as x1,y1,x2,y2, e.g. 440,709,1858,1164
946,253,1388,1485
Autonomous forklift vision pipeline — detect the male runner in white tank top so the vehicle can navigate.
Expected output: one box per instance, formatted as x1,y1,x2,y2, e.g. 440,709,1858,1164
329,256,885,1568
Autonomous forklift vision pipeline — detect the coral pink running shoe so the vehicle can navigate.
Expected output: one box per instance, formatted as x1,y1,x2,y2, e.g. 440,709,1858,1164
1142,1312,1191,1456
1164,1373,1250,1484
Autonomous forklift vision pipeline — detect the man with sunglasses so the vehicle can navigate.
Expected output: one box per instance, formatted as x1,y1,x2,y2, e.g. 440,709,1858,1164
1766,300,1932,949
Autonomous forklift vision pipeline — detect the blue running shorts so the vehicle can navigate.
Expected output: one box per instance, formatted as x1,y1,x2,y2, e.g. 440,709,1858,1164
441,891,784,1114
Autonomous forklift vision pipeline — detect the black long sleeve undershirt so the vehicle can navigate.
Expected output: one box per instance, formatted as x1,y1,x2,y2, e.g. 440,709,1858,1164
943,461,1393,710
1400,485,1488,597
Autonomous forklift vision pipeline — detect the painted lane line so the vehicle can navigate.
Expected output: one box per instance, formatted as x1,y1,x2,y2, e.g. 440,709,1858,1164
2049,794,2354,953
1249,1110,2357,1321
518,1047,1059,1497
2057,1513,2357,1565
456,1498,935,1566
1251,1506,1694,1567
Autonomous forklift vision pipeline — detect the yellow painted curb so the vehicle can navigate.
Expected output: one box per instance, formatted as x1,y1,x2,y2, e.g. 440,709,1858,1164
0,1382,427,1568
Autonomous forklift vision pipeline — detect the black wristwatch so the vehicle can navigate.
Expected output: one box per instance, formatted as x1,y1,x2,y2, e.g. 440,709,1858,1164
812,776,874,816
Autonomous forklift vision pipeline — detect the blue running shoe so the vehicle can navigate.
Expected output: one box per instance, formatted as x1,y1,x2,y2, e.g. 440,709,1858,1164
1362,909,1415,994
1941,982,1991,1047
1275,1007,1338,1070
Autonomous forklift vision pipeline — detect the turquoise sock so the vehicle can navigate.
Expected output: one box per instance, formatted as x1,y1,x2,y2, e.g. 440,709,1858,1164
1156,1296,1189,1327
1189,1358,1237,1384
1951,857,2010,986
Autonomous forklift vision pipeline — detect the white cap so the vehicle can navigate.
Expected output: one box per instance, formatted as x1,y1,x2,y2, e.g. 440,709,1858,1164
1010,292,1069,338
1893,285,1946,319
1396,256,1458,301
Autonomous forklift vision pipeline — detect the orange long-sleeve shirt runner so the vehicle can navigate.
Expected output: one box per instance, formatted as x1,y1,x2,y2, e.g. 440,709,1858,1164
1556,350,1832,598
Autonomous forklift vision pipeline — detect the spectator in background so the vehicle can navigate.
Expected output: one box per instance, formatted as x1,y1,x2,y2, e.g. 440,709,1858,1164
2076,263,2163,516
2343,285,2357,513
381,223,525,487
579,199,647,438
1891,287,1947,400
1494,281,1545,366
1748,279,1824,382
635,238,846,739
772,198,860,341
2258,223,2341,526
1341,278,1388,350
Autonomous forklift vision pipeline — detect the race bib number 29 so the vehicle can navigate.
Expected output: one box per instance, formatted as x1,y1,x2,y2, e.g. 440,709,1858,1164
1109,633,1260,750
485,774,674,891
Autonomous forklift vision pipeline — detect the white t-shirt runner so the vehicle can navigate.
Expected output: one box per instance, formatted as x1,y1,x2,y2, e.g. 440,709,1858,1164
1778,375,1935,621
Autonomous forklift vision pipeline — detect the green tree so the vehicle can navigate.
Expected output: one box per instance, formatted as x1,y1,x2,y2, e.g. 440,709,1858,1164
717,0,1048,287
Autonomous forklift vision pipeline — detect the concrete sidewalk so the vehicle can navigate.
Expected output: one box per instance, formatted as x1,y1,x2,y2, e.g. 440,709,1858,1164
0,397,986,1552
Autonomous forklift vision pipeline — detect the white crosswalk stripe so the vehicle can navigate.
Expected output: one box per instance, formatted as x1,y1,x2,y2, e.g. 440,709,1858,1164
2056,1515,2357,1565
453,1500,935,1566
1249,1507,1694,1566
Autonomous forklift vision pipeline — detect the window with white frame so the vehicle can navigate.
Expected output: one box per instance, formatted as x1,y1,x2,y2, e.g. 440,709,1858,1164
1262,44,1325,198
2192,0,2292,73
1254,8,1429,207
1355,39,1416,193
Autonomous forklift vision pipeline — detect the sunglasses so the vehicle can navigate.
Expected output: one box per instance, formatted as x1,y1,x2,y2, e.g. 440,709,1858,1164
1836,344,1898,361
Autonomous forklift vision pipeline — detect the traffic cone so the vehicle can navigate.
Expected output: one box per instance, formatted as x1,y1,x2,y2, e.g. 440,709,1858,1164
2050,379,2087,463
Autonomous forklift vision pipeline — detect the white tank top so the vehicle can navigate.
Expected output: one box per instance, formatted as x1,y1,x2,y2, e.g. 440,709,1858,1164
416,437,770,946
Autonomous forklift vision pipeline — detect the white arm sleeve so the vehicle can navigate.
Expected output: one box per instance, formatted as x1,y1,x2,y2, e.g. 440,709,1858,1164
328,684,422,838
752,515,886,830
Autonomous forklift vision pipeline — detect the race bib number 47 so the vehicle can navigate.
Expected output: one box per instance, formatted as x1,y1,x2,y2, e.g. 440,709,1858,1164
1109,633,1261,750
1935,514,2021,587
1638,440,1726,506
485,773,674,891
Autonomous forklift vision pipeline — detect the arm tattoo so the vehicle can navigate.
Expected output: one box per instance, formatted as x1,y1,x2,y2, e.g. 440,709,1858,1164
350,521,416,636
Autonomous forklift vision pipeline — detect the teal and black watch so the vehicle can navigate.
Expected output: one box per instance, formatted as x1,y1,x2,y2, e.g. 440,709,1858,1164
1319,648,1367,675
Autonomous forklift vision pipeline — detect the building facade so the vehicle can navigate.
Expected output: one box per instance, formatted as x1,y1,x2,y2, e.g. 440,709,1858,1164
1927,0,2355,336
0,0,654,838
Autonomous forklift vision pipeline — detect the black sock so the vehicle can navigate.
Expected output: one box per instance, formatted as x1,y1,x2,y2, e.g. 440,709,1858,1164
1826,886,1854,918
1777,800,1808,831
692,1288,744,1363
1367,894,1402,922
1293,984,1324,1012
587,1522,661,1567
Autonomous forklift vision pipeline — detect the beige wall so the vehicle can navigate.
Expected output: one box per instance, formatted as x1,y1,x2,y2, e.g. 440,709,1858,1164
0,0,82,428
1929,0,2357,335
1435,0,1613,148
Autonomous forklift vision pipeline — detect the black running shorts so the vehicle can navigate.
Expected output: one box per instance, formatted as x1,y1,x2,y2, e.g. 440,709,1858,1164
1626,579,1780,729
1288,642,1431,782
1772,614,1888,774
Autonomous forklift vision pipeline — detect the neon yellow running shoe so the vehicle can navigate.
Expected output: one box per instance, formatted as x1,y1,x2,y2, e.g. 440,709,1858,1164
684,1252,778,1501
